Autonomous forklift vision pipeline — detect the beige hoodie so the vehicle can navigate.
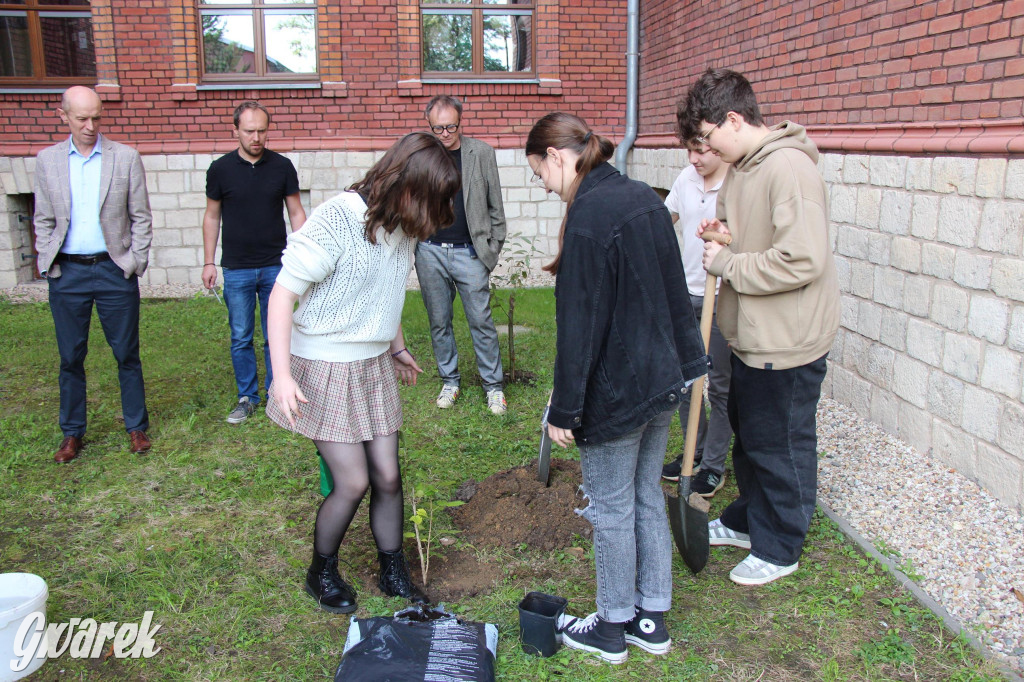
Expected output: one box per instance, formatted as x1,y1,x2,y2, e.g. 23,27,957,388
707,121,840,370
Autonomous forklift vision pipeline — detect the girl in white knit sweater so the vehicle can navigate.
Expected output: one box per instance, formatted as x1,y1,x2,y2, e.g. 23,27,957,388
265,133,460,613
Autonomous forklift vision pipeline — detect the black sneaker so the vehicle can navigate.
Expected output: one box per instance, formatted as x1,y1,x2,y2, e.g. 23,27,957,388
661,452,702,481
560,613,627,664
624,608,671,655
692,469,725,498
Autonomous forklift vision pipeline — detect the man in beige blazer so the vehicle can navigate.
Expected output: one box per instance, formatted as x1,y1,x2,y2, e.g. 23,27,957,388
34,86,153,463
416,95,508,415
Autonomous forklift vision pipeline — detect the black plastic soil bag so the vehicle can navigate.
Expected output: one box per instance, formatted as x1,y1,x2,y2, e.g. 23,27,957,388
335,605,497,682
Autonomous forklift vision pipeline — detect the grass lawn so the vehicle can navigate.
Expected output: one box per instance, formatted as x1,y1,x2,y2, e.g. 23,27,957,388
0,289,1004,681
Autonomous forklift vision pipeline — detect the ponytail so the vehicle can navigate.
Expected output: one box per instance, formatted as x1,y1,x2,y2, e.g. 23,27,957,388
525,113,614,274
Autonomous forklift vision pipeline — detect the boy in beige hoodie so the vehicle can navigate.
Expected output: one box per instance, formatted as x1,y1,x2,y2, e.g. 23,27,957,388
678,68,840,586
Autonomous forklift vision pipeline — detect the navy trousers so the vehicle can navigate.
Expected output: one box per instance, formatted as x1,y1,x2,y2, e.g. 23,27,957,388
47,259,149,437
719,353,827,566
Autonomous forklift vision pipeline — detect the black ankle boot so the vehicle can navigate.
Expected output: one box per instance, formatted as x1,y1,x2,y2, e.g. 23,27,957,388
377,549,429,604
305,551,357,614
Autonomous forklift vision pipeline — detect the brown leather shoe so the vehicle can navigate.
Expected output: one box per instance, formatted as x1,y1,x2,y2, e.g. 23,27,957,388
54,436,83,463
128,430,151,454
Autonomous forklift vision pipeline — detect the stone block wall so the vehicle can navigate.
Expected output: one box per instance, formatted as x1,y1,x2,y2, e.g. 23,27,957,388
0,157,36,288
629,148,1024,512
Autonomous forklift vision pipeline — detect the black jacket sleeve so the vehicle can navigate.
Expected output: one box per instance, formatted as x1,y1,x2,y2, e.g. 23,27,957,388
547,229,616,431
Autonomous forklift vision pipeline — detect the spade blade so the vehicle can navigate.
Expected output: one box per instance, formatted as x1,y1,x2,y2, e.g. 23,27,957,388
667,475,710,573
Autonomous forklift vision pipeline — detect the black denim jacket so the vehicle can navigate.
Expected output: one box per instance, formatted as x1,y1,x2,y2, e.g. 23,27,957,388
548,163,710,445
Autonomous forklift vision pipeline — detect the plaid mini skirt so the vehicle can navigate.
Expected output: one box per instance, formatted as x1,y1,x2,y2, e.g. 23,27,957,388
266,351,402,443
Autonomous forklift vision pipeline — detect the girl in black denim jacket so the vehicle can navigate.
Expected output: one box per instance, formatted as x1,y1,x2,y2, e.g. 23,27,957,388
527,112,708,664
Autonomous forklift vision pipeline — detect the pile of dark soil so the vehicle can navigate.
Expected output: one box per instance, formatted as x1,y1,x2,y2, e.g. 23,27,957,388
346,458,591,600
450,458,591,552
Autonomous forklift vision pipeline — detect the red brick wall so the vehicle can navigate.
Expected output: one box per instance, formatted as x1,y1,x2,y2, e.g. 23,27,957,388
0,0,629,155
639,0,1024,150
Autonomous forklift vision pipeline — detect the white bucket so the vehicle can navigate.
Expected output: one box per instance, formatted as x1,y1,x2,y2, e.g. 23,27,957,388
0,573,48,681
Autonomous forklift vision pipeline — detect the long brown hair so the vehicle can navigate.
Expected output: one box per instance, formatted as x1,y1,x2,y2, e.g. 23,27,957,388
349,132,460,244
525,112,614,274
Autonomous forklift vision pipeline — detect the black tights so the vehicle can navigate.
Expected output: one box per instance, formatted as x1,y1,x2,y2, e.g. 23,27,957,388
312,432,403,556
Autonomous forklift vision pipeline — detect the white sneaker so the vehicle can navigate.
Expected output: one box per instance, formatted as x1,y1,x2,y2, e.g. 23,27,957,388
486,389,507,415
729,554,799,586
708,518,751,549
436,385,460,409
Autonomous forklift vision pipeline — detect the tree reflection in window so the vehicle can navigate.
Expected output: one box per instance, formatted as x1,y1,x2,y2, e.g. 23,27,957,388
199,1,316,80
421,0,532,78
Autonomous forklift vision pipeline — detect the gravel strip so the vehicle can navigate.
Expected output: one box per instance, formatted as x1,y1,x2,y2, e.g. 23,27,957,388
1,281,204,303
817,397,1024,674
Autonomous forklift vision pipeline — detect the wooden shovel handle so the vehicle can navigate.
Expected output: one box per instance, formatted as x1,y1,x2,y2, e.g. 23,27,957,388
702,230,732,246
681,271,717,479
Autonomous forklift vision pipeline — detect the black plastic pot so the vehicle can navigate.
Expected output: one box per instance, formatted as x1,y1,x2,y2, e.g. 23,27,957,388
517,591,567,657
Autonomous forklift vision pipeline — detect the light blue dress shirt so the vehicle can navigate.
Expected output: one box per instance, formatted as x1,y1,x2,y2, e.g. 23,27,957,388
62,135,107,255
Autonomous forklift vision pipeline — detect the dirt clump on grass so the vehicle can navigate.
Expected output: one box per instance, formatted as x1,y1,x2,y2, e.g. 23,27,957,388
450,458,591,552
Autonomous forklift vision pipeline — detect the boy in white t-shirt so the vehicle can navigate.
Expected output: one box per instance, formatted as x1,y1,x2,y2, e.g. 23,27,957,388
660,141,733,498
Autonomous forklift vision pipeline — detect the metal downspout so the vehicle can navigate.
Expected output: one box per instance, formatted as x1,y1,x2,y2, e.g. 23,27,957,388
614,0,640,175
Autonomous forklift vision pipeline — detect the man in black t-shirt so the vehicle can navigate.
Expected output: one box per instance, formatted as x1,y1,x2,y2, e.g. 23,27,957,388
202,101,306,424
417,95,508,415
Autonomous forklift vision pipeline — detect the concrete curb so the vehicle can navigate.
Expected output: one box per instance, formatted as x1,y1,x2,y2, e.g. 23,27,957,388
818,500,1023,682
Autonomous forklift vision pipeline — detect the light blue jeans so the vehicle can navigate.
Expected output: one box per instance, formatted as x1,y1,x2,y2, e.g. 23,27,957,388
577,408,675,622
414,241,504,391
222,265,280,404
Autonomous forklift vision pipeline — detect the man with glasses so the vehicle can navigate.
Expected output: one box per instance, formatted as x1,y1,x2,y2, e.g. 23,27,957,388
417,95,508,414
678,69,839,586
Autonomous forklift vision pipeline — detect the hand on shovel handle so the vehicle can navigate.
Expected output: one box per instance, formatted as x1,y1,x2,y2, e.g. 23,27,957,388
700,223,732,272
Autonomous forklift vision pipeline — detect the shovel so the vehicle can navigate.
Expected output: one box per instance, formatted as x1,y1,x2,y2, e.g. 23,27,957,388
667,229,732,573
537,403,552,485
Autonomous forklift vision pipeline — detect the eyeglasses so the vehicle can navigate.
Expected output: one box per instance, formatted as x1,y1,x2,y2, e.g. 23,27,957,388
530,172,546,188
430,123,460,135
695,122,719,147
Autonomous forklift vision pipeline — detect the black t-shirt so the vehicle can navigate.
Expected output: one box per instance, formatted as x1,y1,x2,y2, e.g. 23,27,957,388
206,148,300,268
430,147,470,244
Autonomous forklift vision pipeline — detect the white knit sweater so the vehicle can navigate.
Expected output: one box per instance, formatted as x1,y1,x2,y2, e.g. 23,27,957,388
276,191,415,362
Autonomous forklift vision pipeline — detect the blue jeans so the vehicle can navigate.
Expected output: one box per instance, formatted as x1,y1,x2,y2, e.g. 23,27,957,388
719,354,828,566
414,242,504,391
677,293,733,474
222,265,280,404
47,259,148,436
577,408,675,622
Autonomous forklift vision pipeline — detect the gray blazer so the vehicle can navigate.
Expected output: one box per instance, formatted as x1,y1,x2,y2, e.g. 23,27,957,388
34,135,153,279
460,136,506,271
